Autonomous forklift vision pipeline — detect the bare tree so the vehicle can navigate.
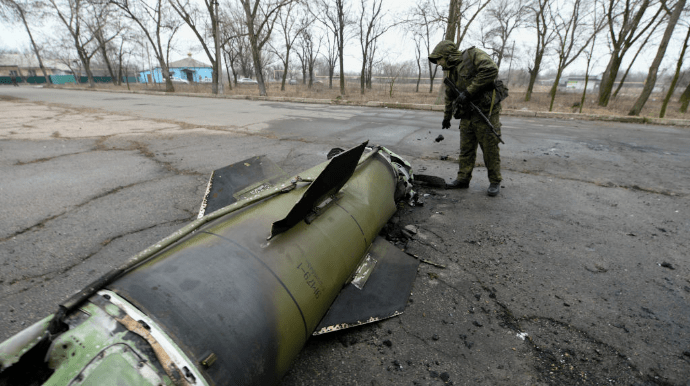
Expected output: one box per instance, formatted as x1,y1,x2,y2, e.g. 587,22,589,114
356,0,395,94
114,33,134,86
294,26,322,87
379,60,413,97
578,34,597,113
270,1,305,91
49,0,114,88
310,0,350,94
320,25,338,88
681,76,690,112
87,3,122,85
404,0,442,93
221,8,249,88
440,0,493,47
299,27,321,88
411,31,423,92
660,21,690,117
238,0,294,96
1,0,51,84
547,0,604,111
222,8,255,82
597,0,664,106
169,0,224,94
629,0,686,115
525,0,557,101
578,0,605,113
432,0,491,104
111,0,180,92
611,17,664,99
480,0,527,69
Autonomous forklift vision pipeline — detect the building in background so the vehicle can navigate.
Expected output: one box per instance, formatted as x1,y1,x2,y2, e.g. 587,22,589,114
0,52,72,81
138,54,212,84
563,75,601,92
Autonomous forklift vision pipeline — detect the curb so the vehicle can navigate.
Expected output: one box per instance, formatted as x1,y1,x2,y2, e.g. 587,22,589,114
53,86,690,127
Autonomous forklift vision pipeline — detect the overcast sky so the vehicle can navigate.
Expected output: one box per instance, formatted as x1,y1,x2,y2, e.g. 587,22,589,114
1,0,684,77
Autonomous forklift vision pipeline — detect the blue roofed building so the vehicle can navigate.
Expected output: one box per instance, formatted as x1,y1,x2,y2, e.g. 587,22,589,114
138,54,212,84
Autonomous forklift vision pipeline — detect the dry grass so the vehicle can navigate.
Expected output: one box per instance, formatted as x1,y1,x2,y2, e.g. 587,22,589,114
64,81,690,121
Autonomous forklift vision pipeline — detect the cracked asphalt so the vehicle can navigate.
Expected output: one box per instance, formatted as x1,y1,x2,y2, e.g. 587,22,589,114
1,87,689,385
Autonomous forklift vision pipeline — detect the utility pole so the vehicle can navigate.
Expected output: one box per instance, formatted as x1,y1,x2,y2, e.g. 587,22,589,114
214,0,224,94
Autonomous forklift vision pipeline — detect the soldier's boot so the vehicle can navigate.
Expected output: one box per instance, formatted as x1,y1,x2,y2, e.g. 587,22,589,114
487,183,500,196
446,179,470,189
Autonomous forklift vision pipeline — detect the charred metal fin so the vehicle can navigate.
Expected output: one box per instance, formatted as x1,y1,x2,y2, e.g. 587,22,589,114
313,237,420,335
269,141,368,239
198,155,287,218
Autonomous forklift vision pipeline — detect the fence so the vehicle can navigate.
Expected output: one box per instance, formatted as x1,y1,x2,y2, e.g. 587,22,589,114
0,75,139,85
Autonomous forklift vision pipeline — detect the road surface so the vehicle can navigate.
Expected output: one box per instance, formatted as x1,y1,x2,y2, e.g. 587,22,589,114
1,86,688,385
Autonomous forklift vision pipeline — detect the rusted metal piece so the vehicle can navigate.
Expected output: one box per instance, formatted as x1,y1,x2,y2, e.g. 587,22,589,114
114,314,189,386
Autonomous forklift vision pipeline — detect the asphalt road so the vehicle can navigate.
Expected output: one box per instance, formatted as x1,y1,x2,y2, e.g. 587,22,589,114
1,86,689,385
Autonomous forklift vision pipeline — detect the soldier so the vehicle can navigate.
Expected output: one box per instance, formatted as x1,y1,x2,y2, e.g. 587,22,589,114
428,40,503,197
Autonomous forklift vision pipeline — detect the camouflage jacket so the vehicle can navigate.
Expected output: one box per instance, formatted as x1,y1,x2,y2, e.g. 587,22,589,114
442,46,499,120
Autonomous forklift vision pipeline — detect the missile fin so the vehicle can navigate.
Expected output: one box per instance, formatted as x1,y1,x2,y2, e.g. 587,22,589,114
269,141,368,239
198,155,286,218
313,237,419,335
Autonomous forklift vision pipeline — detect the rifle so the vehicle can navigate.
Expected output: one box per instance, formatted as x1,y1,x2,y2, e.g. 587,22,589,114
443,77,504,144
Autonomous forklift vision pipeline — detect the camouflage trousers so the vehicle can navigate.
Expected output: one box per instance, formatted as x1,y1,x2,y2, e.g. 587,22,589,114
456,109,502,184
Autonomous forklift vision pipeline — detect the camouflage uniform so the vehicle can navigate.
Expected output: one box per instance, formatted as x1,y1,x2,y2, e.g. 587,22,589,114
429,40,502,184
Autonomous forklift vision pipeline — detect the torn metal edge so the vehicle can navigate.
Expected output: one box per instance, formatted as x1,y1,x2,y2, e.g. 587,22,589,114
197,170,215,219
312,311,404,336
98,290,208,386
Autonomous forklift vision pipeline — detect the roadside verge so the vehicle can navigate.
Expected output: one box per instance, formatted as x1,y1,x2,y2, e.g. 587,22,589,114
55,86,690,127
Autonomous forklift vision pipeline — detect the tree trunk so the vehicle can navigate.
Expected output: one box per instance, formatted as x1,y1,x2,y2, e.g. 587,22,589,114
660,25,690,117
124,65,130,90
82,59,96,88
415,61,421,92
611,25,658,99
525,52,543,102
548,68,564,111
117,54,123,86
597,50,622,106
76,44,96,88
360,62,367,94
629,0,685,116
428,63,436,93
579,36,595,114
280,48,290,91
338,4,346,95
99,42,118,85
579,72,590,114
680,82,690,113
434,0,458,105
241,2,267,96
224,51,233,91
157,55,174,92
18,6,50,85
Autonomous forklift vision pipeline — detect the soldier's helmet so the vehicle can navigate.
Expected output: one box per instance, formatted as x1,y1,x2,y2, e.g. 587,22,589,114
428,40,462,68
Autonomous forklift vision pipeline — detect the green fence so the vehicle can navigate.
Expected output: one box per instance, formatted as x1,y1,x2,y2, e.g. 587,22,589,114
1,75,139,85
49,75,77,85
0,76,50,84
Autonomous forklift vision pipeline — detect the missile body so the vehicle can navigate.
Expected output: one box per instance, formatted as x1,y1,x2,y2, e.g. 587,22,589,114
0,144,418,386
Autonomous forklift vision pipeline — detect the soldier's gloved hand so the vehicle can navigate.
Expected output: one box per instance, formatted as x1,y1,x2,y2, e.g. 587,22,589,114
442,118,451,129
456,91,469,105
